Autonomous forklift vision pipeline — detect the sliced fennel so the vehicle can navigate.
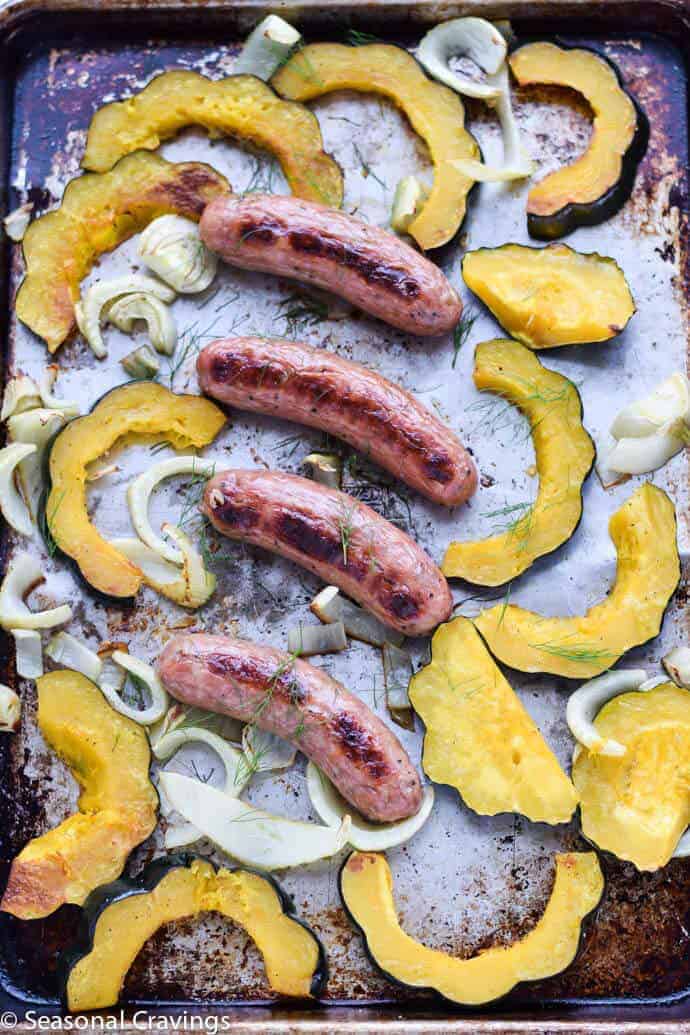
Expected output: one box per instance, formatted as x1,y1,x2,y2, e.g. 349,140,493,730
303,453,342,489
311,586,403,647
159,771,351,869
306,762,434,851
606,372,690,475
567,669,649,757
0,684,21,731
75,275,175,359
120,344,161,379
46,632,102,682
11,629,43,679
391,177,430,234
111,533,215,609
236,15,302,80
0,443,37,536
383,641,413,715
127,456,216,563
3,201,33,242
99,650,168,725
0,373,41,422
39,366,80,417
8,409,67,520
138,216,217,294
663,647,690,689
417,18,506,100
287,621,347,656
241,725,297,773
0,553,72,630
107,294,177,356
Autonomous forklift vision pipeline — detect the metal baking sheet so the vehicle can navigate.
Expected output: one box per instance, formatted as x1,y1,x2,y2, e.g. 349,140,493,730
0,0,689,1027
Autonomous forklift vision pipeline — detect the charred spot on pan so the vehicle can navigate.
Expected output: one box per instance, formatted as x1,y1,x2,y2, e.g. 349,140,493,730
333,712,389,778
287,230,420,300
277,510,342,564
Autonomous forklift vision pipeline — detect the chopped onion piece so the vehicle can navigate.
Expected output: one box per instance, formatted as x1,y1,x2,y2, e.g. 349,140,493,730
236,15,302,80
391,176,430,234
416,18,507,100
75,275,175,359
46,632,102,682
567,669,649,757
287,621,347,656
3,201,33,242
39,366,80,418
383,641,414,730
120,344,161,379
0,443,37,536
8,409,67,520
306,762,434,850
127,456,216,563
139,216,217,294
303,452,342,489
11,629,43,679
0,684,21,732
310,586,403,647
611,373,690,439
242,725,297,773
108,294,177,356
159,771,351,870
99,650,168,725
1,373,41,422
663,646,690,689
0,553,72,631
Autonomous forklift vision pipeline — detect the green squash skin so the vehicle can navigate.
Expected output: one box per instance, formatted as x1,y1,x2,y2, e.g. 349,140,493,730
337,850,604,1008
510,41,649,240
59,854,329,1009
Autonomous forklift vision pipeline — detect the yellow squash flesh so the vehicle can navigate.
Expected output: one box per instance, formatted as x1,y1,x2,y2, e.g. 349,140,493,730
16,152,229,352
443,340,594,586
474,483,679,678
573,682,690,871
409,617,577,824
340,851,603,1005
1,670,158,920
462,245,635,349
273,43,479,250
46,381,225,599
82,71,343,209
65,859,323,1010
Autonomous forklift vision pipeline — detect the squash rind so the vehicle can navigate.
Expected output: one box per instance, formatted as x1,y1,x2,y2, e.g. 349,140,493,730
339,850,603,1005
82,70,343,210
462,245,636,349
474,482,680,678
509,42,649,240
44,381,226,601
0,670,158,920
272,42,479,250
442,339,594,586
409,616,578,824
16,152,229,352
60,855,328,1010
573,682,690,871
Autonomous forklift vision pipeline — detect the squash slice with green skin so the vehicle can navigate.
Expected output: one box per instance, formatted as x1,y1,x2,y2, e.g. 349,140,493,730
443,339,594,586
409,617,578,824
82,70,343,210
509,43,648,240
340,851,603,1005
16,152,229,352
273,43,479,250
1,670,158,920
573,682,690,871
44,381,225,600
61,856,327,1011
474,482,680,678
462,245,635,349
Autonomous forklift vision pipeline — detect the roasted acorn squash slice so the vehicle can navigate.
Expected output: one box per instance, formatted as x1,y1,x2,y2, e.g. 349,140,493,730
44,381,225,600
573,682,690,871
273,43,479,250
340,850,603,1005
61,856,327,1010
1,670,158,920
509,43,648,239
474,483,679,678
443,339,594,586
82,70,342,210
462,245,635,349
409,617,577,823
15,152,229,352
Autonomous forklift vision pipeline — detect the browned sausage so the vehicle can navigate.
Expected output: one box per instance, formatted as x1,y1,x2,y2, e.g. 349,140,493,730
199,194,462,336
203,470,452,636
157,633,422,822
198,337,477,507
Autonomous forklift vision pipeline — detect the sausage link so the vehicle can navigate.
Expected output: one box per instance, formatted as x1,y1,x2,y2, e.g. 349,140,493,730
158,634,422,822
198,337,477,506
199,193,462,336
203,470,452,636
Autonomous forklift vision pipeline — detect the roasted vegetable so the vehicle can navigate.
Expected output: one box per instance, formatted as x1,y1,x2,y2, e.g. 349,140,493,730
0,552,72,631
1,670,157,919
409,617,577,823
235,15,302,80
138,215,217,294
16,152,229,352
605,372,690,476
509,42,648,239
474,483,679,678
443,340,594,586
572,682,690,870
82,71,342,210
273,43,479,250
43,381,225,600
566,669,649,757
60,856,327,1011
340,851,603,1004
462,245,635,349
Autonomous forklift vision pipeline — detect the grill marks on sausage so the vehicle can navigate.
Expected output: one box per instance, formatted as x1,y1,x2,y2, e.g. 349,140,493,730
278,510,343,566
205,652,306,706
333,712,390,779
238,219,421,300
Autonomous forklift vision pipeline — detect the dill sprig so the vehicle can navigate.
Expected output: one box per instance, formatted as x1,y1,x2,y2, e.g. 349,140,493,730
452,307,478,368
176,461,216,532
336,502,356,565
241,155,279,195
353,142,387,191
346,28,383,45
484,501,534,552
274,40,322,85
530,639,615,664
275,292,329,336
497,582,512,629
